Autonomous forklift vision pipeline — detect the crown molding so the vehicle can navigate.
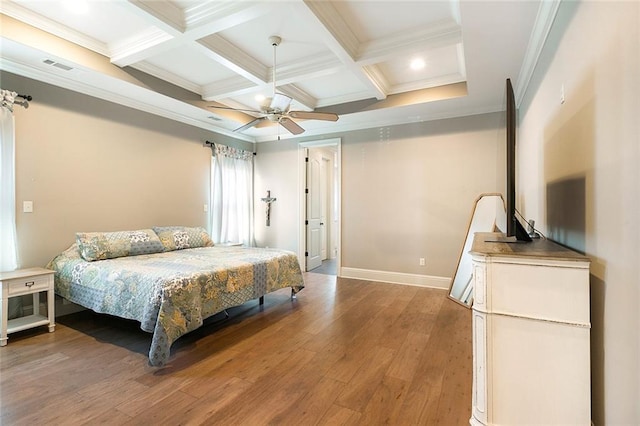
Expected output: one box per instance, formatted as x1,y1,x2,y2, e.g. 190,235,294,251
389,73,466,95
128,0,185,33
109,27,174,66
515,0,562,107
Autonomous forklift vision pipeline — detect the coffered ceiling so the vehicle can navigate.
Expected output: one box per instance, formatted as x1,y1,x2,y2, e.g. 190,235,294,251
0,0,555,142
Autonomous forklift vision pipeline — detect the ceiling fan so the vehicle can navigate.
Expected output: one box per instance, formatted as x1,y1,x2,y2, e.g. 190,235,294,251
208,36,339,135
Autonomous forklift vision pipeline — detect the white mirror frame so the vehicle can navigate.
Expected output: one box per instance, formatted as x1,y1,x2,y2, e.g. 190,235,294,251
448,193,506,307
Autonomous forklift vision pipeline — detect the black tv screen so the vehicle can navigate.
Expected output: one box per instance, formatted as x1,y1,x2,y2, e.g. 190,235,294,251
505,78,531,242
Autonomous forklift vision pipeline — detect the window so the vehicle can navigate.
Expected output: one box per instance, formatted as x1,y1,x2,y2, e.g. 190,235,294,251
209,144,254,246
0,103,18,270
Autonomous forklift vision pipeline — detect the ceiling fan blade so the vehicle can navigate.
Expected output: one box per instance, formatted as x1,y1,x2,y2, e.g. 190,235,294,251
289,111,339,122
234,117,266,133
270,93,292,112
278,117,305,135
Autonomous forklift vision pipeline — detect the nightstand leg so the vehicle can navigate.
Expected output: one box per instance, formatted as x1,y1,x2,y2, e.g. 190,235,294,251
47,288,55,332
1,291,7,346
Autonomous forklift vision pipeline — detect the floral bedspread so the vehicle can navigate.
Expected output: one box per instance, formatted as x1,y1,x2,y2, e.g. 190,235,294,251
47,244,304,366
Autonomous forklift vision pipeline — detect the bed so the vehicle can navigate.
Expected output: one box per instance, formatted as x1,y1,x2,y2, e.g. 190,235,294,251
46,227,304,366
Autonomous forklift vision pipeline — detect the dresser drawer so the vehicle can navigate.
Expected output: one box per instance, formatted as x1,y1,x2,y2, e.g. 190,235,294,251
5,274,52,296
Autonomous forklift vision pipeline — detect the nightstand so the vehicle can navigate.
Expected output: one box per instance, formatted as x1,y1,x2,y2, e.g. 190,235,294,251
0,267,56,346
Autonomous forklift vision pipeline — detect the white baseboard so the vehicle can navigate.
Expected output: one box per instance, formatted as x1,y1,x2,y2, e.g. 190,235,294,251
339,267,450,290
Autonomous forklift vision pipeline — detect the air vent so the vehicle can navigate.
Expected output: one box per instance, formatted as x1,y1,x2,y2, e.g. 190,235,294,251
207,116,222,122
42,59,74,71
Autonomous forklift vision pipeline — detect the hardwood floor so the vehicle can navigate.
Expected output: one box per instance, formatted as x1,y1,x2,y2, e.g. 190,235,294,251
0,273,472,425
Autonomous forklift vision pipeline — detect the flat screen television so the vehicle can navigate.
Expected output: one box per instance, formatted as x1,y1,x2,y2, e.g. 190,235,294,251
505,78,532,242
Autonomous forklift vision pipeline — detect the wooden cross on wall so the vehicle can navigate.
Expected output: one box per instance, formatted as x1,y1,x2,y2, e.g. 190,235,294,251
261,190,277,226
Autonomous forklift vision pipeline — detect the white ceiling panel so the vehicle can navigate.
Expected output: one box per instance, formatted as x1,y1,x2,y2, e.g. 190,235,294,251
378,43,463,91
141,45,238,88
333,0,458,43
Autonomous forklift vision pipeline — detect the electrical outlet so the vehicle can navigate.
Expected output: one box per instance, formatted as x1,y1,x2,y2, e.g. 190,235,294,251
419,258,426,266
203,204,208,212
23,201,33,213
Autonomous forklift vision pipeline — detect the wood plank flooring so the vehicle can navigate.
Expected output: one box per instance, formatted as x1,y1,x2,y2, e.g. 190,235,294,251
0,273,472,425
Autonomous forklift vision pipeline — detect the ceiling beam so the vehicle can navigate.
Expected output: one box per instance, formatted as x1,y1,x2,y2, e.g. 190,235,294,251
196,34,269,86
112,0,273,72
294,0,388,100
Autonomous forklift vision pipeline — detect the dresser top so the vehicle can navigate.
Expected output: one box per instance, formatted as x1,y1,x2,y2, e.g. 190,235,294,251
470,232,590,263
0,267,55,281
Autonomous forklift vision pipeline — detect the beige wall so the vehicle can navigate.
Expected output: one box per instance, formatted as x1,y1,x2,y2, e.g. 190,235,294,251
518,1,639,423
2,71,251,268
256,112,506,282
254,138,302,253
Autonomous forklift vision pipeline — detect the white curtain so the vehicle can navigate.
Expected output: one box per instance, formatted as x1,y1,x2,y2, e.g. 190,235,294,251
210,144,254,246
0,105,18,271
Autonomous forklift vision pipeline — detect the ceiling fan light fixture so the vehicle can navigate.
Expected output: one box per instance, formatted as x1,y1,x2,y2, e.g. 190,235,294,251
270,93,292,112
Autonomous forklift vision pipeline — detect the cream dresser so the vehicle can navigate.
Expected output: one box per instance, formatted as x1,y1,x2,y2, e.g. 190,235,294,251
469,233,591,425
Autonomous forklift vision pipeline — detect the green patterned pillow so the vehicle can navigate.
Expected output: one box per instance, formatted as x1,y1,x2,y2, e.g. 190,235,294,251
76,229,165,261
152,226,214,251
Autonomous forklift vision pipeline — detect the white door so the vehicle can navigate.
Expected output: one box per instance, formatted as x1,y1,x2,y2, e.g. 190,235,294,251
306,150,322,270
320,156,329,261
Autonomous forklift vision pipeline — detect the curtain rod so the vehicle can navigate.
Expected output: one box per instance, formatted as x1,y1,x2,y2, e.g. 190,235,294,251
205,140,256,155
1,89,32,111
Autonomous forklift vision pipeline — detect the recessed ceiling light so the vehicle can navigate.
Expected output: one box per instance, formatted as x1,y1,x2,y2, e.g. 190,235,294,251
62,0,89,14
410,58,426,71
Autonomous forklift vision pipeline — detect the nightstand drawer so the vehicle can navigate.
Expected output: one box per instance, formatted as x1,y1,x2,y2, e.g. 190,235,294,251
6,274,52,296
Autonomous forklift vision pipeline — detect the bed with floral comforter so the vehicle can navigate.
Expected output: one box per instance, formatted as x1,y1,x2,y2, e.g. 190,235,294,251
47,241,304,366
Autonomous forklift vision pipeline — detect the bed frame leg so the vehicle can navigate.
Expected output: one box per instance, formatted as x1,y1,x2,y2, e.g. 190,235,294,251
259,296,264,305
291,288,297,299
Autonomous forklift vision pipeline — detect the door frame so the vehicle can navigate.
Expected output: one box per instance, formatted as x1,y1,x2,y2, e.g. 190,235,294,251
298,138,341,275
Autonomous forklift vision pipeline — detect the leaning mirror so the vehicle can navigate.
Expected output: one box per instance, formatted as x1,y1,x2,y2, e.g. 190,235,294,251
448,193,506,307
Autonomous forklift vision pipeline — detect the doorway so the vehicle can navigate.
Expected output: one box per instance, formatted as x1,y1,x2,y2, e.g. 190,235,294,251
298,138,341,276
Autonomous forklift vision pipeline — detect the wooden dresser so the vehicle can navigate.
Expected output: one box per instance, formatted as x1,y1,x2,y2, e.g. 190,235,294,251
469,233,591,425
